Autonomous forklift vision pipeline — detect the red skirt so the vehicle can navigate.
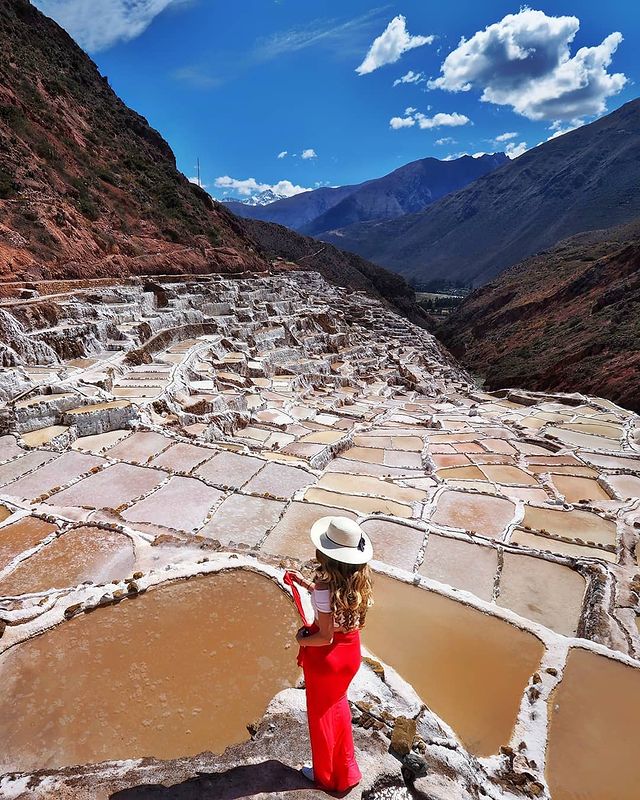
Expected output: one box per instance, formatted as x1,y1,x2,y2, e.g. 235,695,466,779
299,629,362,792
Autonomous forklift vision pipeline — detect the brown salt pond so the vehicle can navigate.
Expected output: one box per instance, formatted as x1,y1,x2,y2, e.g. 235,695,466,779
0,570,299,772
550,475,611,503
364,573,544,756
430,489,515,539
0,526,135,596
0,516,58,570
522,506,616,546
546,647,640,800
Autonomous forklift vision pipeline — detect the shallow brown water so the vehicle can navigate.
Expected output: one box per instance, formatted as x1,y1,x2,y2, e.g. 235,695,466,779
0,526,135,596
364,573,544,756
546,647,640,800
0,570,299,772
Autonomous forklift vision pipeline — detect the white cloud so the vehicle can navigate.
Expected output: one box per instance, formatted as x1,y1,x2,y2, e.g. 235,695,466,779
505,141,528,158
301,148,317,160
393,70,426,87
494,131,518,142
254,8,386,62
546,120,583,140
435,137,456,145
32,0,188,52
417,112,470,130
390,116,416,129
390,109,470,130
277,151,288,159
188,176,207,189
428,9,627,122
356,15,434,76
214,176,311,198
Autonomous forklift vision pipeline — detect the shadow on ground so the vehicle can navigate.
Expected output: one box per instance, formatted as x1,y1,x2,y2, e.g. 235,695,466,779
109,759,353,799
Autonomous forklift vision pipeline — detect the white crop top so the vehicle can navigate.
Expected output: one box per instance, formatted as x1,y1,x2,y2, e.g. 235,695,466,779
311,587,350,629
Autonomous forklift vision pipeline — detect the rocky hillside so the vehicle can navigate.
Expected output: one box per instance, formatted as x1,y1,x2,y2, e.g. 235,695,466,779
225,154,507,236
0,0,273,281
438,218,640,411
236,216,430,327
320,99,640,287
0,0,428,324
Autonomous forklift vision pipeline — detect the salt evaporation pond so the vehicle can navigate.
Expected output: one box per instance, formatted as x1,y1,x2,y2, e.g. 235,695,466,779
364,573,544,757
0,570,299,772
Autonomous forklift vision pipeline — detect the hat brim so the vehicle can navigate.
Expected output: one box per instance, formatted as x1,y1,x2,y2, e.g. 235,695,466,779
309,516,373,565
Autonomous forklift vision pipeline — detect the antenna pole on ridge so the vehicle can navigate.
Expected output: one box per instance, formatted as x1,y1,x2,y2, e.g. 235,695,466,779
197,157,201,188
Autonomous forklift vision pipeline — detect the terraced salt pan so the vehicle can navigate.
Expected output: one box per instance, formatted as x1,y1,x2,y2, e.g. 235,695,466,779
323,457,423,479
71,430,130,454
431,489,515,539
365,573,544,757
304,487,414,518
0,450,57,488
358,518,424,571
522,506,616,546
0,517,57,570
419,534,498,601
511,528,617,563
0,526,134,596
46,463,166,510
550,475,611,503
199,493,285,545
105,431,172,462
480,465,540,486
0,451,105,502
149,442,215,472
546,426,621,450
122,476,223,533
546,647,640,800
0,573,299,774
606,473,640,499
0,435,24,462
496,553,586,636
580,453,640,471
194,450,264,488
242,462,315,499
436,465,486,480
20,425,69,447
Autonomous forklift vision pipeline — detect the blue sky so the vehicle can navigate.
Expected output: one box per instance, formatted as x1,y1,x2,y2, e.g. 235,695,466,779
34,1,639,199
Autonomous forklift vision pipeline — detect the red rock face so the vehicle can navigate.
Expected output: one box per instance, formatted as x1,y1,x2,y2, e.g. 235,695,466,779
0,0,267,283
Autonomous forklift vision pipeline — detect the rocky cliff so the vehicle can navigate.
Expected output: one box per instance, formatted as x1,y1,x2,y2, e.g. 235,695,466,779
438,218,640,411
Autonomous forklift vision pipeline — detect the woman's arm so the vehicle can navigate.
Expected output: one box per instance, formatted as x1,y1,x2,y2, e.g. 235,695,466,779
296,609,334,646
296,582,333,646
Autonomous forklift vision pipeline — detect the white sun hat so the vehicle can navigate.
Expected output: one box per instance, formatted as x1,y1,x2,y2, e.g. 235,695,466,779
309,516,373,565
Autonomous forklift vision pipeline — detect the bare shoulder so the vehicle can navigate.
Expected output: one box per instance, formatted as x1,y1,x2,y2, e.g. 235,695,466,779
314,581,330,591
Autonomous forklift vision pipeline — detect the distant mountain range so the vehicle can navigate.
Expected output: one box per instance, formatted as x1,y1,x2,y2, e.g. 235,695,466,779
438,217,640,412
319,99,640,287
222,188,289,206
223,153,507,237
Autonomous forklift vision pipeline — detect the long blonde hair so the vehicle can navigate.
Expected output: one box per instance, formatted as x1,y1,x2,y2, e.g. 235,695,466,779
314,550,374,630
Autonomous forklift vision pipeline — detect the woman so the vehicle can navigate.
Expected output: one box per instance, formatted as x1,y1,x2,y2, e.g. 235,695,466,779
288,516,374,793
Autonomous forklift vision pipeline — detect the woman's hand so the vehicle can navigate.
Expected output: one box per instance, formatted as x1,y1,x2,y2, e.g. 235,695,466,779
289,570,311,590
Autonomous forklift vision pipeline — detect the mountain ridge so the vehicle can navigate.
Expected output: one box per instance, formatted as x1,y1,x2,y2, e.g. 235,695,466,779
319,99,640,286
224,153,507,236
